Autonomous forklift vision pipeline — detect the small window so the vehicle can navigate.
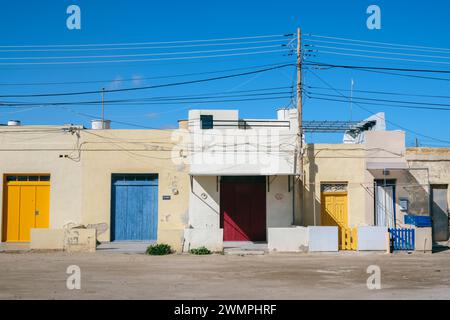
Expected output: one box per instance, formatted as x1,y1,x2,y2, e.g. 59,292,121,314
321,183,348,193
6,175,50,182
200,115,214,130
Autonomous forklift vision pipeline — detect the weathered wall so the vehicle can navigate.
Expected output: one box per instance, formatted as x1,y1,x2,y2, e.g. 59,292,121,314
189,175,294,239
267,176,294,227
0,127,190,250
407,148,450,236
79,130,190,248
301,132,430,229
302,144,371,227
407,148,450,206
0,127,83,236
188,176,220,229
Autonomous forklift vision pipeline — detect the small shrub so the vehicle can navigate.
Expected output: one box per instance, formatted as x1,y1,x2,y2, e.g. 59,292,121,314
146,243,172,255
190,246,212,255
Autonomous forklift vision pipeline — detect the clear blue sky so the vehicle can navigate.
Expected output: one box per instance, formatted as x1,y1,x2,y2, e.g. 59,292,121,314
1,0,450,146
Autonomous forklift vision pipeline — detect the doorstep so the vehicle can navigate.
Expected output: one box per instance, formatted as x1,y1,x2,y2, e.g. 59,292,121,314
96,241,156,253
223,241,268,255
0,242,31,253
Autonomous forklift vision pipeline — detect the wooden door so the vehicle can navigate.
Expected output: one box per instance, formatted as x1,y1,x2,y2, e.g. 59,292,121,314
220,176,266,241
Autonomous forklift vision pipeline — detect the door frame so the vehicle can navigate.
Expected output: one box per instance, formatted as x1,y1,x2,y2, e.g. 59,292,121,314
2,174,51,242
110,173,159,242
430,184,449,241
374,179,397,228
220,176,267,242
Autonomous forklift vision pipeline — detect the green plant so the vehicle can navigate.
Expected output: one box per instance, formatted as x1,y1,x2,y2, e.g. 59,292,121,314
190,246,212,255
146,243,172,255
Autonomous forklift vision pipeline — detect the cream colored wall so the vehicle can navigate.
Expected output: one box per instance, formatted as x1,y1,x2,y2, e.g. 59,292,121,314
407,148,450,222
79,130,190,247
0,127,190,250
298,144,373,227
302,143,449,230
0,127,83,238
302,144,373,228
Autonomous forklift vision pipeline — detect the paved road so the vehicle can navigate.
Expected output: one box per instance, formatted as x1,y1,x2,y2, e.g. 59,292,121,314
0,251,449,299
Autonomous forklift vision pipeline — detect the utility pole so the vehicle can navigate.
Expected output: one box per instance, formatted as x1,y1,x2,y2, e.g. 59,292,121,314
350,78,354,122
101,88,105,129
296,27,304,224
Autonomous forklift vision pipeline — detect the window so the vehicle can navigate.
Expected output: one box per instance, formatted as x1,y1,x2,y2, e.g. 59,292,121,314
321,183,348,193
200,115,213,130
5,175,50,182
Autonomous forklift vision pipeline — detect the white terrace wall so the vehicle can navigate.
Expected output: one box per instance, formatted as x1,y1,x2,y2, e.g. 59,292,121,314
188,109,298,176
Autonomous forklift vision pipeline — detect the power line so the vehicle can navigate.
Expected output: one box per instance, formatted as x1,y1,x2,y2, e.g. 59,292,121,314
0,48,290,66
303,38,450,55
0,39,290,53
306,85,450,99
306,44,450,61
0,64,295,98
304,61,450,74
305,33,450,53
1,86,293,106
1,91,294,108
0,62,293,87
312,50,450,66
306,69,450,145
0,44,286,61
0,33,293,48
304,62,450,82
306,94,450,112
358,68,450,82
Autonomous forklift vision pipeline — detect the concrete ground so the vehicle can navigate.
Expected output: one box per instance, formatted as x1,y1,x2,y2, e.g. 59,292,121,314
0,249,449,300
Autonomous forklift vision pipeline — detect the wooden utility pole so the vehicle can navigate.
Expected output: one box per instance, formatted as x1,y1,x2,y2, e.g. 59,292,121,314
101,88,105,129
296,27,304,223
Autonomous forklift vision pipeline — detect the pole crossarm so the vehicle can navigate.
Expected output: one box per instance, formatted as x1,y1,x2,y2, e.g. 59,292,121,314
302,120,376,133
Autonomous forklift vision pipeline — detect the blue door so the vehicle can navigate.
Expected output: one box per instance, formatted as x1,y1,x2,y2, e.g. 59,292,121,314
111,174,158,241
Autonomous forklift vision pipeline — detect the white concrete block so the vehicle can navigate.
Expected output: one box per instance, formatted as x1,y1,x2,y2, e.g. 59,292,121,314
64,228,96,253
414,227,432,252
308,226,338,252
183,228,223,252
268,227,308,252
30,229,64,250
357,226,388,251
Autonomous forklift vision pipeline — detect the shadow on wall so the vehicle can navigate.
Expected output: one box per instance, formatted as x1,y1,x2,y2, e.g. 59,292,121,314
301,144,320,227
300,145,448,245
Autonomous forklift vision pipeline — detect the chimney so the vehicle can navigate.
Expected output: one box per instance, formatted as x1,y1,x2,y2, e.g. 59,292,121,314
7,120,21,126
91,119,111,130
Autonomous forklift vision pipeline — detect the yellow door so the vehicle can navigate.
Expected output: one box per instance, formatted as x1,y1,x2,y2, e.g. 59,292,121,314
321,192,356,250
3,176,50,242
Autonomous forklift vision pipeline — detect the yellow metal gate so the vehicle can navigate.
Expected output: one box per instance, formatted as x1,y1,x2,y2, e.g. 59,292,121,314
321,186,357,251
2,175,50,242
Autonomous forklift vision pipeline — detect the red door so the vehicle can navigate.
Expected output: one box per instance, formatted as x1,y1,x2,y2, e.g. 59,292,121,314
220,176,267,241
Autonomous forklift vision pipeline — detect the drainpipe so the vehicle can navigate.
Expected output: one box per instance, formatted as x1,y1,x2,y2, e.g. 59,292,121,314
292,175,296,225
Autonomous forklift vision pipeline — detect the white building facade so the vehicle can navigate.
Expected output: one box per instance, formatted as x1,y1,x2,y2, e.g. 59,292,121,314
182,108,298,251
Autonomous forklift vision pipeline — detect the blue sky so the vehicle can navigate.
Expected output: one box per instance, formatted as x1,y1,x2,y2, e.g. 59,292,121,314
1,0,450,146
